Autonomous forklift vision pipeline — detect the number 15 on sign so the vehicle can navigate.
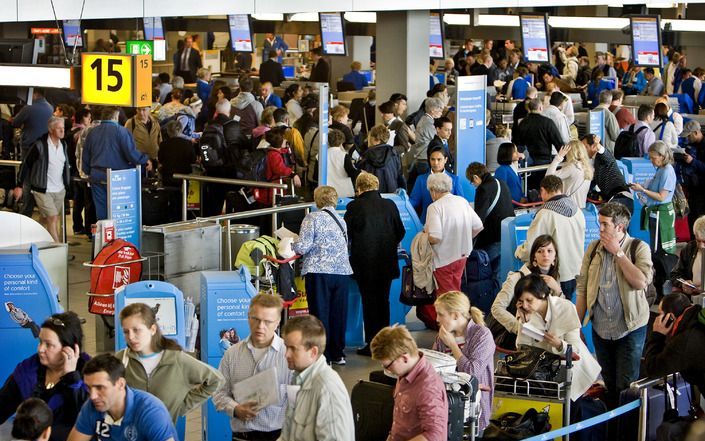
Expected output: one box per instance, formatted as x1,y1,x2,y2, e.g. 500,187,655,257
82,53,151,107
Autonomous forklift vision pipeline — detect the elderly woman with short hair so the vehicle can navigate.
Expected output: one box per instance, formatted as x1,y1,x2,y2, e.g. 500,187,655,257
293,186,353,365
425,173,484,294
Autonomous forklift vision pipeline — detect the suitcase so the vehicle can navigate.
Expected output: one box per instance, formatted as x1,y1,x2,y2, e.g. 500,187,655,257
351,380,394,441
570,396,608,441
618,376,692,441
142,187,171,226
369,370,397,386
447,389,467,441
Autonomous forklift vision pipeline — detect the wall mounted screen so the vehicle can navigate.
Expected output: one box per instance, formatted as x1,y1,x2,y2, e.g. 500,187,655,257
228,14,254,53
630,15,662,67
319,12,347,56
520,14,550,63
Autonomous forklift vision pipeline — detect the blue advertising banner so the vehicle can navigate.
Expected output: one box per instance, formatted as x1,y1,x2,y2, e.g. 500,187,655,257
455,75,487,201
318,84,330,186
0,244,61,384
108,167,142,251
200,270,257,441
589,110,605,144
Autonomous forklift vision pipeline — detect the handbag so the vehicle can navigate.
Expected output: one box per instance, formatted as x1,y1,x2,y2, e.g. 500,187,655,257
486,312,518,350
497,345,562,381
399,252,435,306
483,409,551,440
673,184,689,219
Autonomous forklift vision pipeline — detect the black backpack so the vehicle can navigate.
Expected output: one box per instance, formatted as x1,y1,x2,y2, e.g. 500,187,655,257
199,124,228,169
614,124,648,159
231,148,268,181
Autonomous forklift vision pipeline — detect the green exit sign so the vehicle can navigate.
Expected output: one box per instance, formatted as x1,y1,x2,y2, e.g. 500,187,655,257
126,40,154,58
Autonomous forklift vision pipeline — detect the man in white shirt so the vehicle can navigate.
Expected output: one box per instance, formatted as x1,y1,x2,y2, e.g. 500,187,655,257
425,172,484,294
542,92,572,146
279,315,354,441
14,116,69,242
214,294,292,441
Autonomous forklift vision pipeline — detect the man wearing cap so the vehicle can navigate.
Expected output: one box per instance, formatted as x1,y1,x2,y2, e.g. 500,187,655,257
678,120,705,235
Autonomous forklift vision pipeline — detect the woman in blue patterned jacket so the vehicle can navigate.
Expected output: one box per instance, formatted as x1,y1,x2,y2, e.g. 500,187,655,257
293,186,353,365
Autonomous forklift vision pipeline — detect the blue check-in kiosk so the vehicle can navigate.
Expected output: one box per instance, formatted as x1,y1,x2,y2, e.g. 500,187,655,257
334,190,423,347
0,244,62,384
621,158,656,245
200,268,257,441
114,281,186,349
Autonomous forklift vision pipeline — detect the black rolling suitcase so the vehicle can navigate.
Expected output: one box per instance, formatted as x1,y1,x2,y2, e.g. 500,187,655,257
447,389,467,441
142,187,171,226
618,375,693,441
351,380,394,441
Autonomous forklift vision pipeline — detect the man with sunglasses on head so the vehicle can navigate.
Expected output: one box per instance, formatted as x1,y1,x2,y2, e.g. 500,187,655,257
213,294,292,441
371,326,448,441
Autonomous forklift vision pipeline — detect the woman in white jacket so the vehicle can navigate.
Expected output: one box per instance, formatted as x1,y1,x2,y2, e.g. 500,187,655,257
546,140,594,209
514,273,601,401
490,235,563,346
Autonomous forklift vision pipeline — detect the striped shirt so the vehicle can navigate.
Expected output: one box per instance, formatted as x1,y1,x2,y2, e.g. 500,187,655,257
592,249,630,340
213,335,292,433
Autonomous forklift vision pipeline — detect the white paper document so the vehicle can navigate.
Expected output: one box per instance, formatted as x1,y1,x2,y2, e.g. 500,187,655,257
522,322,545,341
232,367,280,410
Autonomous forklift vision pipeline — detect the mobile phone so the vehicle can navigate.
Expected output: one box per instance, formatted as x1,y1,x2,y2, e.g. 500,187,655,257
664,314,675,327
677,278,698,290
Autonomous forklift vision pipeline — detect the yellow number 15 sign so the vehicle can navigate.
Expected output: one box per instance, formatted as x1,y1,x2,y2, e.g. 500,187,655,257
82,53,152,107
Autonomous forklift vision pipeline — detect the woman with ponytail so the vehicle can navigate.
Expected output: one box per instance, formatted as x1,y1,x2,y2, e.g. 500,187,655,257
116,303,224,423
12,398,52,441
433,291,495,431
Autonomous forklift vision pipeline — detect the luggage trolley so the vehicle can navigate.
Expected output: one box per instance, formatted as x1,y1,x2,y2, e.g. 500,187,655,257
492,345,576,441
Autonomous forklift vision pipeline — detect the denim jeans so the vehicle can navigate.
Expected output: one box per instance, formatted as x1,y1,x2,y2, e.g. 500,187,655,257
592,325,647,407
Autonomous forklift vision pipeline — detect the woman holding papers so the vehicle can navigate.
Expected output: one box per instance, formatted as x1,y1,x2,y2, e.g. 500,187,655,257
513,274,601,400
490,235,563,348
116,303,224,422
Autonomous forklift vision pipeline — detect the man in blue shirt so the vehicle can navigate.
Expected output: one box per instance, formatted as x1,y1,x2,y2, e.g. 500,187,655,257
68,354,177,441
342,61,369,91
259,81,283,108
81,106,151,220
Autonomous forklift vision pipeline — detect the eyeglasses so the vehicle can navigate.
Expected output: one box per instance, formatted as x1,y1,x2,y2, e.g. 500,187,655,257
248,316,279,327
383,356,401,371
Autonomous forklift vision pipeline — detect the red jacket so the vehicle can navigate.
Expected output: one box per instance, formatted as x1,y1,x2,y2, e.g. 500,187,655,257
255,147,293,205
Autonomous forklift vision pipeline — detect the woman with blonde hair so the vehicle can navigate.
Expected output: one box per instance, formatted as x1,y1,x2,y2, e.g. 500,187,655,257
433,291,495,431
546,140,594,208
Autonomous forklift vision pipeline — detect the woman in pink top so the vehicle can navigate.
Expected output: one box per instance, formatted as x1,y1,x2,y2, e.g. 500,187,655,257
433,291,495,431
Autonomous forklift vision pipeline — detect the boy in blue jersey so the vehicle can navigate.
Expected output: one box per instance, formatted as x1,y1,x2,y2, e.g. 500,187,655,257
68,354,176,441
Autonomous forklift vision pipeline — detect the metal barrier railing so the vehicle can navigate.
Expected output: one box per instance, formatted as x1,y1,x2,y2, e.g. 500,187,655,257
172,173,289,221
515,164,551,197
195,202,315,271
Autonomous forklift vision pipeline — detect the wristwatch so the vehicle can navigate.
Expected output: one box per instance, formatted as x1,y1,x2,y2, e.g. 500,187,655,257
616,250,626,259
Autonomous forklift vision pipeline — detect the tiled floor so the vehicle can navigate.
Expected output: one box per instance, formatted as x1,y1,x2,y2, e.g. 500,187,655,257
62,225,436,441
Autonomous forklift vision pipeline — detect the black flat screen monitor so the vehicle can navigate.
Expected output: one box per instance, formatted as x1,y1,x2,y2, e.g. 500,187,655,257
630,15,662,67
228,14,254,53
143,17,165,41
319,12,346,56
519,14,550,63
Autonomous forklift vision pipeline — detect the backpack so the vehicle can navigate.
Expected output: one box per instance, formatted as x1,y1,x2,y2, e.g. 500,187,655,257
230,148,268,181
234,235,279,274
614,124,648,159
461,249,500,315
199,124,228,169
587,238,657,306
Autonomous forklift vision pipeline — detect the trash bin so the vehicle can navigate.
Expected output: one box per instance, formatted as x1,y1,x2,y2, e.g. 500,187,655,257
222,224,260,269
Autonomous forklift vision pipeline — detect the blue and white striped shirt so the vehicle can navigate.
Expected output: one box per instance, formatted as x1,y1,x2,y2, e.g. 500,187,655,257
213,335,292,433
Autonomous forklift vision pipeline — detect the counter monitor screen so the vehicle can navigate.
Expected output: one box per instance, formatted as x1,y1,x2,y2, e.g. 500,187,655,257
62,20,83,48
429,12,444,59
283,65,296,79
228,14,254,53
360,70,373,83
630,15,662,67
520,14,550,63
319,12,347,56
143,17,164,41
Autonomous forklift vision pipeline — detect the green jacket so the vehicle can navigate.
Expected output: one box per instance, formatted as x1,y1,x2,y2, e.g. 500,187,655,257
116,348,224,422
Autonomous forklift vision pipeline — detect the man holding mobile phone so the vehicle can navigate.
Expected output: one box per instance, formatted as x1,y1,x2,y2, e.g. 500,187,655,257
643,292,705,435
